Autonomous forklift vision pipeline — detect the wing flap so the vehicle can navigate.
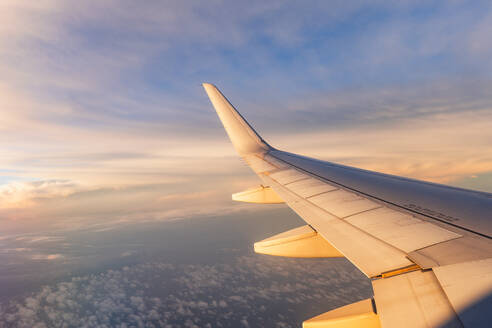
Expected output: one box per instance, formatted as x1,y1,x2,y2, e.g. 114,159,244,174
433,259,492,327
372,270,463,328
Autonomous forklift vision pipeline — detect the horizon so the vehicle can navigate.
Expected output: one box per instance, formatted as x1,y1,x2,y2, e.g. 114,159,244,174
1,1,491,327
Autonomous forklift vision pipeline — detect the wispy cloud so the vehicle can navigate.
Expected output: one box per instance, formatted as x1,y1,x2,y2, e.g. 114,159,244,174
0,1,491,233
30,254,64,261
0,180,81,208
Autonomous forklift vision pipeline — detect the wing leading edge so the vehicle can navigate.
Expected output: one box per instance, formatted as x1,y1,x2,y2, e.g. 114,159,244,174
202,83,492,328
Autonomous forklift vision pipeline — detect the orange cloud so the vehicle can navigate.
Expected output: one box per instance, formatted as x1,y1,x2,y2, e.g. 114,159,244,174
273,109,492,185
0,1,491,235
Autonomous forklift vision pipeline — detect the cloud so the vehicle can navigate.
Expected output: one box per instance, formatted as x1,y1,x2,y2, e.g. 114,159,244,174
0,0,491,232
0,255,371,327
14,236,65,243
120,251,136,258
0,180,82,209
258,80,492,184
275,107,492,184
30,254,64,261
0,248,32,254
0,177,267,234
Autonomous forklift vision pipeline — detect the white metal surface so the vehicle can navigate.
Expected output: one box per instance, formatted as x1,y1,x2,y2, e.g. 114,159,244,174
203,83,269,155
263,154,288,169
285,177,338,198
203,83,492,327
269,168,309,185
345,207,462,253
309,189,381,218
272,149,492,238
373,270,462,328
263,174,412,277
232,185,284,204
408,236,492,268
254,225,343,258
255,224,316,245
303,298,380,328
244,154,276,173
433,259,492,327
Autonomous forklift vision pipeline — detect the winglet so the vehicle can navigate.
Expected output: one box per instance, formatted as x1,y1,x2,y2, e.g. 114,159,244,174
203,83,271,155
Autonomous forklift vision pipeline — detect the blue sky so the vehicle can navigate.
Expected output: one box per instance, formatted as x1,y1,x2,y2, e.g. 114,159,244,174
1,2,492,327
0,1,492,233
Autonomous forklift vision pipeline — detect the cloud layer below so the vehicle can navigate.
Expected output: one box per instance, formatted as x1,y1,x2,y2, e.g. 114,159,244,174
0,255,370,328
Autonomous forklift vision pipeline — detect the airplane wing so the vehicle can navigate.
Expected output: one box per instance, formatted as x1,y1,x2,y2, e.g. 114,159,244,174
202,83,492,328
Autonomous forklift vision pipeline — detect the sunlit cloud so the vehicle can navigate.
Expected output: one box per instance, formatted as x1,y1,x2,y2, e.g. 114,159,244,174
270,96,492,184
0,0,491,235
30,254,64,261
14,236,65,243
0,180,81,209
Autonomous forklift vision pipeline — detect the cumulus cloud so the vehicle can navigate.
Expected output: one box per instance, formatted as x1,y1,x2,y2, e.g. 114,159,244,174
0,180,82,208
0,255,370,328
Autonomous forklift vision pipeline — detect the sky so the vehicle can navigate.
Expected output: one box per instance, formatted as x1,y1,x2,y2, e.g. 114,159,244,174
0,1,492,326
1,1,492,233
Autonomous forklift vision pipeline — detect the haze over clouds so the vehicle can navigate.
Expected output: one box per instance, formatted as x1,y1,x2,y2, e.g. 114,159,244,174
0,254,370,328
1,1,491,229
0,210,372,327
1,2,492,327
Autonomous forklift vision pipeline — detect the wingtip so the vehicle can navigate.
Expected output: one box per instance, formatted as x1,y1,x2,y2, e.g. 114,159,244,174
202,83,271,155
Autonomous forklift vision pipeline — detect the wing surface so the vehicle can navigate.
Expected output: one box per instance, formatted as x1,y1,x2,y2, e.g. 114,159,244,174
203,83,492,328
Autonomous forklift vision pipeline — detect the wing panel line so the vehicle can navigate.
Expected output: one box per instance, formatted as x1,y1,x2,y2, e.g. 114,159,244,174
267,151,491,240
